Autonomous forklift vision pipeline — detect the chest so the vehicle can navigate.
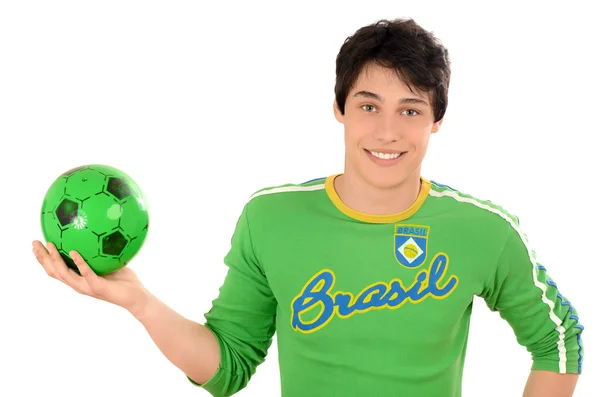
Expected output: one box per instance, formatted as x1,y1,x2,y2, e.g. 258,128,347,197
258,220,498,335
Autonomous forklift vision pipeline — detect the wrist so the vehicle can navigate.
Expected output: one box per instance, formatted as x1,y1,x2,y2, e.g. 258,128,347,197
126,288,156,322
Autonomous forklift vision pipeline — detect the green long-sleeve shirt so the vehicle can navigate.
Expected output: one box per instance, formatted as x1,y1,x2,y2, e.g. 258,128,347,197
190,175,584,396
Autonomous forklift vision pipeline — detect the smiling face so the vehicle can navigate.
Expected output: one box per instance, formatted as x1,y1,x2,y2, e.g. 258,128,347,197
334,62,443,190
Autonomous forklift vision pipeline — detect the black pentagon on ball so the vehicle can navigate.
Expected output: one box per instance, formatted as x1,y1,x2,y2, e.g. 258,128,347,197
55,198,79,226
102,230,129,256
106,177,132,200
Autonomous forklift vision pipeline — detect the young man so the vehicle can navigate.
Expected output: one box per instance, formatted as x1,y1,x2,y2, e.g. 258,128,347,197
32,18,583,397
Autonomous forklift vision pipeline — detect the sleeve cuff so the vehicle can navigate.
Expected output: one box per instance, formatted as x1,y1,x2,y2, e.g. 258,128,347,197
531,360,582,375
187,365,222,388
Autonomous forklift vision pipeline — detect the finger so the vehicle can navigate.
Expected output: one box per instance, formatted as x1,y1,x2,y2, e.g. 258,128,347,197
71,250,108,294
70,251,98,281
46,243,90,294
46,242,69,280
32,240,59,279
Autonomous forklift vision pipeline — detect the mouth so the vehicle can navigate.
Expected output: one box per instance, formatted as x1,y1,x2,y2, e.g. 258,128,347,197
365,149,406,160
364,149,407,167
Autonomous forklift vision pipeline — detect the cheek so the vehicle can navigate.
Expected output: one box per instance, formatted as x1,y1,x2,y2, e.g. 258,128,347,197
344,117,372,143
419,131,432,147
406,128,431,152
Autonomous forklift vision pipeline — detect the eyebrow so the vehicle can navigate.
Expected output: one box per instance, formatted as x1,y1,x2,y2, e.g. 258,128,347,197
353,90,429,106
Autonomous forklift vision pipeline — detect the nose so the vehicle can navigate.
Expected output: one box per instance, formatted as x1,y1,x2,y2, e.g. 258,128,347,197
373,115,400,143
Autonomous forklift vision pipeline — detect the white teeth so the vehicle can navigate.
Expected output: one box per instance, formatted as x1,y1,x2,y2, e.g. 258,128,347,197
370,151,401,160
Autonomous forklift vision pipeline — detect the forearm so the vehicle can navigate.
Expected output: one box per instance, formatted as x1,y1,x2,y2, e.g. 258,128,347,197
131,291,220,385
523,370,579,397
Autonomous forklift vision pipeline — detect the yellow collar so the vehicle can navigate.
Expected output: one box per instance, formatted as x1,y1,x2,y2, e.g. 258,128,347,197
324,174,431,224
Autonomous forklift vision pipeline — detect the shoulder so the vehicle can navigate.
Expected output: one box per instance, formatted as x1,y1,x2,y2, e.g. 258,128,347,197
426,178,521,233
243,176,328,212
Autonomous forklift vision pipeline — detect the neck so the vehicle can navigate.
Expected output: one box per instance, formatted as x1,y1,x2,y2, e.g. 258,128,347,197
334,170,422,216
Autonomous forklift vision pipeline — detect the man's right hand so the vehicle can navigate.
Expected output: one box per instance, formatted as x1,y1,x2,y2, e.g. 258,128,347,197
32,240,151,317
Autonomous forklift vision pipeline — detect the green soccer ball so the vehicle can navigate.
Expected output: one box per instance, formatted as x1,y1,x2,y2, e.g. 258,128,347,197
40,164,149,275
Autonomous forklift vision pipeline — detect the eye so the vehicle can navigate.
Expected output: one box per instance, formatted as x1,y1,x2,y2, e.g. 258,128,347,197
361,104,377,112
402,109,420,117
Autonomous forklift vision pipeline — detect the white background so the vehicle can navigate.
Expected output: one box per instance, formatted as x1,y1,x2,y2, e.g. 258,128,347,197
1,1,598,396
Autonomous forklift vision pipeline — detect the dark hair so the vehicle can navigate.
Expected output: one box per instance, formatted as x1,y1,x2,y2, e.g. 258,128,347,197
335,18,451,122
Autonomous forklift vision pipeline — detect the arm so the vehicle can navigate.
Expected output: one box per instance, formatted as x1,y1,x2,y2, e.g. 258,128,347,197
135,203,277,397
523,370,579,397
131,292,220,385
479,220,584,396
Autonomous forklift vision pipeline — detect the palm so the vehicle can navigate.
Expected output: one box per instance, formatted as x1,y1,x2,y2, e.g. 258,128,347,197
103,266,139,284
87,267,145,309
33,240,148,313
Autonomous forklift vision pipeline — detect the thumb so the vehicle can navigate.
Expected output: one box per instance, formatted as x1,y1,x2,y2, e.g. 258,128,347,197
70,251,100,286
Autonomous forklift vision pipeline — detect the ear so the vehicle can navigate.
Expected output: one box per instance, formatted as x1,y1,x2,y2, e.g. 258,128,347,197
333,98,344,123
431,118,443,134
